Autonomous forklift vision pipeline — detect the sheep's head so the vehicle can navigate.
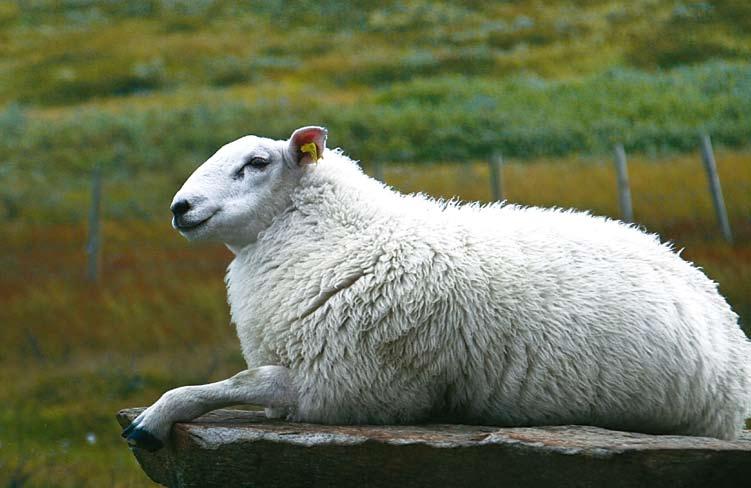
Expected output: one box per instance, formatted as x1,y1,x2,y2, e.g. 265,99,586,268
170,126,327,252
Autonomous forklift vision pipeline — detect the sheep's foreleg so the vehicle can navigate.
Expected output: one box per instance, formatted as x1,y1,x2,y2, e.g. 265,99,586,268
122,365,295,451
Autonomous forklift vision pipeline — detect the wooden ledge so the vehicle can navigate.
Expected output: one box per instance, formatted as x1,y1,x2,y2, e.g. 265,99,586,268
117,408,751,488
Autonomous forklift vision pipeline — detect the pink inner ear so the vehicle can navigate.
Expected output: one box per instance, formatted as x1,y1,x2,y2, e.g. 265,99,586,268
291,126,327,164
292,128,324,148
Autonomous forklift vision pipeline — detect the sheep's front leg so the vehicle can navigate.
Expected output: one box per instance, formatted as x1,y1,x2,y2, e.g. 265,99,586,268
122,365,295,452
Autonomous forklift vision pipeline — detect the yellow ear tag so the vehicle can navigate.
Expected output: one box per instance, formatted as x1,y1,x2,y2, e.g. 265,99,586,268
300,142,319,163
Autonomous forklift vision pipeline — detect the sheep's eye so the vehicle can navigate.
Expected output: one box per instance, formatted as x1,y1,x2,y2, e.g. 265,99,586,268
235,157,270,178
248,157,270,168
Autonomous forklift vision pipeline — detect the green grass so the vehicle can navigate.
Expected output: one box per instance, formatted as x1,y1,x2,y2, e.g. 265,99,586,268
2,1,750,222
0,348,246,487
2,1,751,485
1,0,751,183
3,61,751,226
2,0,751,106
1,221,240,487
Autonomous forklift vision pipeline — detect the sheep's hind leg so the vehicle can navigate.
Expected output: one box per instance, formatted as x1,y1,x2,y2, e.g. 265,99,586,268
122,365,295,452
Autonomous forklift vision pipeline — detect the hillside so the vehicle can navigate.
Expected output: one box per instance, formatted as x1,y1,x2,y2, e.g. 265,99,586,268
2,2,751,150
2,1,751,224
3,0,751,105
2,3,751,486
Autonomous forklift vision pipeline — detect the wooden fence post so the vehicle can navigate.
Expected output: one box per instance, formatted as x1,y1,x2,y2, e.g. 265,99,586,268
613,144,634,223
699,134,733,244
372,160,384,182
489,153,503,202
86,161,103,282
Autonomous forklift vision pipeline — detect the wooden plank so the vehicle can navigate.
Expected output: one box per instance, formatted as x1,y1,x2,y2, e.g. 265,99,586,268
118,408,751,488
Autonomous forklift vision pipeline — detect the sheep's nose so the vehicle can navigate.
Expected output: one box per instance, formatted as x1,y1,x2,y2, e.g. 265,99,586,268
171,199,191,217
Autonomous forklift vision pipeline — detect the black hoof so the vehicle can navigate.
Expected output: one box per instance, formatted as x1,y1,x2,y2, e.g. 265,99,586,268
126,427,164,452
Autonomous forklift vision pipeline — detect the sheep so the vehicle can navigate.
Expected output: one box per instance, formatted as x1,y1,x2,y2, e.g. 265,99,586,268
123,126,751,452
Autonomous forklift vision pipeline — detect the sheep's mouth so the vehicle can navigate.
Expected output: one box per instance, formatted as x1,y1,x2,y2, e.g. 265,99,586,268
174,212,216,232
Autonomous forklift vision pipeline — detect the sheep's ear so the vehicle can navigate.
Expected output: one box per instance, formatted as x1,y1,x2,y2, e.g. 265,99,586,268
289,126,328,166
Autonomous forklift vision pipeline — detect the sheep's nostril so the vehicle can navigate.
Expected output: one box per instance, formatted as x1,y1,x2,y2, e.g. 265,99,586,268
171,199,191,217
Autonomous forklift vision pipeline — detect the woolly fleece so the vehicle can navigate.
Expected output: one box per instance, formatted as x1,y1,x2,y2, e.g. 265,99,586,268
226,149,751,440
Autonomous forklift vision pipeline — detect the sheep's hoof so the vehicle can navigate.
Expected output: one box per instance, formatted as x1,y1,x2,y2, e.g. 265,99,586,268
124,425,164,452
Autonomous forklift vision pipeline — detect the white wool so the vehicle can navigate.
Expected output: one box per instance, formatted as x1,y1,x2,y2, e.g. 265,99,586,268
225,149,751,439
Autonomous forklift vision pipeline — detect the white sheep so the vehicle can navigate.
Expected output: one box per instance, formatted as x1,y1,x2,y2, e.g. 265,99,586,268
123,126,751,451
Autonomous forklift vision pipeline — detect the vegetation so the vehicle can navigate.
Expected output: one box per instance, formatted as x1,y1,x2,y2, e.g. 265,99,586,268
3,0,751,106
1,0,750,486
3,61,751,225
3,152,750,487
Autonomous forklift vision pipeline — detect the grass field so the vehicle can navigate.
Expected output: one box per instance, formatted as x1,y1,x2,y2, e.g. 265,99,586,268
3,0,751,189
2,0,751,486
2,150,750,487
3,0,751,107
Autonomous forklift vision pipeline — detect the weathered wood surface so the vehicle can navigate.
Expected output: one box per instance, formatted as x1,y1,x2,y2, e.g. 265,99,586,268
117,408,751,488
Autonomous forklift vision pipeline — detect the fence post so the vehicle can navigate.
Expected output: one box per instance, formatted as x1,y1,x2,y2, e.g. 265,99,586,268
460,160,474,192
489,153,503,202
613,144,634,222
699,133,733,244
86,161,103,282
372,160,384,182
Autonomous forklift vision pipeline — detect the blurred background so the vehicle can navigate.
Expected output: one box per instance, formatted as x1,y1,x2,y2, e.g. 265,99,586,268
1,1,750,485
